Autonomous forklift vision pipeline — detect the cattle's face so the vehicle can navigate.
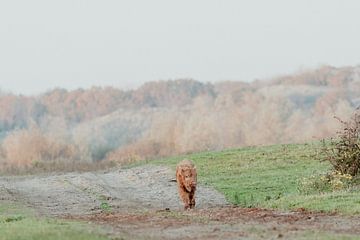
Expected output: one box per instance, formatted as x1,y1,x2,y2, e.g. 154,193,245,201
182,168,197,192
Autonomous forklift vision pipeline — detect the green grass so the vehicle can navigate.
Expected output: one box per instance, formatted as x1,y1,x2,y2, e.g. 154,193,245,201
0,202,109,240
149,142,360,214
292,231,360,240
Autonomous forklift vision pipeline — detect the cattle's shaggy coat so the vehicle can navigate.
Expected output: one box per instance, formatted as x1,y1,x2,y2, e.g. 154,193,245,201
176,159,197,210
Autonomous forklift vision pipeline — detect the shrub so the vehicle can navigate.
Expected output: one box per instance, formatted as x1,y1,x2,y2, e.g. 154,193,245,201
104,140,167,165
298,171,352,195
0,126,119,174
322,111,360,176
0,127,91,172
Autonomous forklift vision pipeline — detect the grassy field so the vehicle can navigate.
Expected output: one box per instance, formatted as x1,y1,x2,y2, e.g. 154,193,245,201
148,142,360,214
0,202,109,240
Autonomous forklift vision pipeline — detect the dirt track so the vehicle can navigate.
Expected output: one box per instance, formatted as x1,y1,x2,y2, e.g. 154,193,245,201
0,165,226,216
1,165,360,239
69,207,360,240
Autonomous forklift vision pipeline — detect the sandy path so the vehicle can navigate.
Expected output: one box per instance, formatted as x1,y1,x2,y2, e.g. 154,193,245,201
0,165,227,216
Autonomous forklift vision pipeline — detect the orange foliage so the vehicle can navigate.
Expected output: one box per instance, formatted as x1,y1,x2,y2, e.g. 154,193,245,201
1,127,79,167
0,66,359,170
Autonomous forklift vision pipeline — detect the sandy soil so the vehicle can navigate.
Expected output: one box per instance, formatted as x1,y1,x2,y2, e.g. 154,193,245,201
69,207,360,240
0,165,226,215
1,165,360,239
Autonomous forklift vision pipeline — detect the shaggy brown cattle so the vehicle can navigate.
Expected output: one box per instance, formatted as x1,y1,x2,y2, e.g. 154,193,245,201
176,159,197,210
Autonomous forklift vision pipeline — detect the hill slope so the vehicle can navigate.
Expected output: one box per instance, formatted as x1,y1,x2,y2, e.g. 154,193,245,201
0,65,359,167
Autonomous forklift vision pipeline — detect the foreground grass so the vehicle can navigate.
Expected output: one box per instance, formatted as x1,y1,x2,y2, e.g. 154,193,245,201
0,202,109,240
149,142,360,214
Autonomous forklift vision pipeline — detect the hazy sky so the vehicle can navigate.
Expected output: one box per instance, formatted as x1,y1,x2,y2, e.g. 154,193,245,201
1,0,360,95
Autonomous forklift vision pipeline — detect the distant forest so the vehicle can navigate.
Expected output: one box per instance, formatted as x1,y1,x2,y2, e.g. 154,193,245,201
1,65,359,169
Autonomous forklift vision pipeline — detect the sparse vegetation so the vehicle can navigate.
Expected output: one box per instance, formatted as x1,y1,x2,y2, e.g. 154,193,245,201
99,202,111,212
298,171,353,195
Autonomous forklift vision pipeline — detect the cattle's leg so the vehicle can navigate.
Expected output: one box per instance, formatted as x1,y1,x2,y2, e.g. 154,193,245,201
178,186,191,210
189,190,196,209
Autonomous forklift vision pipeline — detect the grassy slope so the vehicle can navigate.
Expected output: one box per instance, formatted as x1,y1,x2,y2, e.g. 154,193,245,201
0,202,109,240
149,142,360,214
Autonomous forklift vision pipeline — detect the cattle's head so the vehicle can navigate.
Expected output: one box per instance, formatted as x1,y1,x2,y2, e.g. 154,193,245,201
182,167,197,192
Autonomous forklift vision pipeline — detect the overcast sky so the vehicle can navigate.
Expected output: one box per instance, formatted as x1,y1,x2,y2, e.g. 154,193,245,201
0,0,360,95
